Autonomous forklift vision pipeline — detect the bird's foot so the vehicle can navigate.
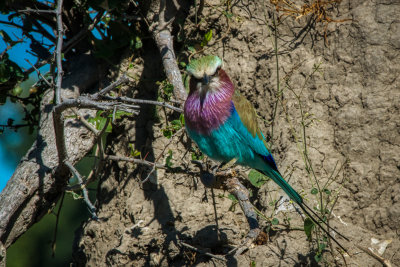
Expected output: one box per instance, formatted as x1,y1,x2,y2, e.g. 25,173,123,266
192,160,236,189
219,158,238,171
227,228,261,256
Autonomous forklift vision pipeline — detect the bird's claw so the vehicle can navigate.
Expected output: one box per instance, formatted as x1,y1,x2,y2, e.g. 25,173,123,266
219,158,237,171
226,228,261,256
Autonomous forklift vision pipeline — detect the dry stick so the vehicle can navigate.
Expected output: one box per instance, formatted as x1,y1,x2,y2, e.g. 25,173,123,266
141,128,184,184
25,59,52,87
54,97,139,114
71,109,100,136
152,0,187,103
105,155,166,169
179,241,226,262
93,75,130,99
62,11,103,55
17,9,56,14
103,95,183,113
55,0,64,105
64,161,98,220
225,178,260,257
53,0,68,165
356,245,392,267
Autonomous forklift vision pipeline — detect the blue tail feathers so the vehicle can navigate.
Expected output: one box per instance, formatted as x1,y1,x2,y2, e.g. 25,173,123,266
262,168,303,205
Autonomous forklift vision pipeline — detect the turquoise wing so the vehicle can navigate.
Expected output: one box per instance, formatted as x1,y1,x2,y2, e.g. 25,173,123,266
231,91,303,204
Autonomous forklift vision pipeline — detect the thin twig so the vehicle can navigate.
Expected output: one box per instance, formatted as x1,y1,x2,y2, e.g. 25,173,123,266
55,0,64,105
93,75,130,99
356,245,392,267
103,95,183,113
71,109,100,136
52,0,67,164
141,128,184,183
65,161,98,220
104,154,165,169
54,97,139,114
179,241,226,262
17,9,56,14
25,59,52,87
63,11,103,54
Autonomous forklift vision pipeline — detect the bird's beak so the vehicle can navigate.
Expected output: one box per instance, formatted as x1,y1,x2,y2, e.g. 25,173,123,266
202,74,210,85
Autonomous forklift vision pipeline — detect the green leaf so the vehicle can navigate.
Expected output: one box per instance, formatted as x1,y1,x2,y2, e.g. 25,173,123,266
311,188,318,195
250,261,256,267
69,191,82,200
170,119,182,130
129,143,141,157
314,253,322,262
248,169,269,188
134,36,142,49
304,217,315,240
109,110,132,119
222,11,233,19
201,29,213,47
204,29,212,42
162,129,172,139
179,113,185,126
165,149,173,167
271,218,279,225
12,85,22,96
0,57,15,83
319,242,326,251
227,193,237,201
323,188,331,195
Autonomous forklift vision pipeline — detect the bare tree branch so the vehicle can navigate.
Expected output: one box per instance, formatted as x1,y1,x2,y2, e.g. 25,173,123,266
64,161,98,220
103,95,183,113
0,54,100,249
149,0,188,103
55,0,64,105
105,155,166,169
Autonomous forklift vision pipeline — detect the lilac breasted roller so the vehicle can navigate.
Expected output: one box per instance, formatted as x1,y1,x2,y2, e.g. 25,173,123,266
183,55,347,251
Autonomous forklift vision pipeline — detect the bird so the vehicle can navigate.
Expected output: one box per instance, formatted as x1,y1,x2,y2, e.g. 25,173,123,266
183,55,348,251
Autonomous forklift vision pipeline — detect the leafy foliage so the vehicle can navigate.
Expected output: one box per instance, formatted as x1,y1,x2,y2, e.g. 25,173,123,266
0,54,25,94
248,169,269,188
162,114,185,139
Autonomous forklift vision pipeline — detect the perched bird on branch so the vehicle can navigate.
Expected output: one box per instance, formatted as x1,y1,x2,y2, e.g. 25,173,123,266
183,55,348,251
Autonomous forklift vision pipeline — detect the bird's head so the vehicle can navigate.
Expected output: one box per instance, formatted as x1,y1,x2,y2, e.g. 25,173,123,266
186,55,223,99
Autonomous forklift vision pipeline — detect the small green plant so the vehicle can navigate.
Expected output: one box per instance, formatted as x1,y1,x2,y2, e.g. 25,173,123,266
191,147,204,161
88,110,132,132
129,143,141,158
162,114,185,139
157,79,174,101
200,29,213,47
165,149,174,168
248,169,269,188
